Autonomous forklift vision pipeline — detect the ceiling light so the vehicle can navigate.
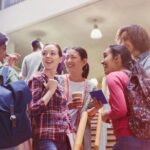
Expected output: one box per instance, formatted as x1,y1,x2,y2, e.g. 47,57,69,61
90,24,102,39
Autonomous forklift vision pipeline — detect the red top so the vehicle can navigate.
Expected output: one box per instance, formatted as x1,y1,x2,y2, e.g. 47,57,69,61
106,71,132,138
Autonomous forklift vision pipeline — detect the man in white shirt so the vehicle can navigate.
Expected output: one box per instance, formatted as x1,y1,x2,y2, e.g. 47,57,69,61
21,40,43,82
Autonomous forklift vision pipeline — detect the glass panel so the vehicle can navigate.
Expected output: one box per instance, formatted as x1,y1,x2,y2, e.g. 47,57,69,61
4,0,25,8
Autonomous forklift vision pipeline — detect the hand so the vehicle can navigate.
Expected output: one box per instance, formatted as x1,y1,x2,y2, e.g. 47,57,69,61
68,97,83,109
101,112,111,123
46,79,57,93
87,107,97,120
93,97,103,109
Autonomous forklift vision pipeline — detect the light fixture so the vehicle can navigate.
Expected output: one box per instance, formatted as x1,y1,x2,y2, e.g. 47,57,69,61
90,24,102,39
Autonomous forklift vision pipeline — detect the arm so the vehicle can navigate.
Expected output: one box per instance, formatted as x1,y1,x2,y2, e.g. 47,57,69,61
87,82,103,119
28,77,57,116
105,73,128,121
7,67,19,83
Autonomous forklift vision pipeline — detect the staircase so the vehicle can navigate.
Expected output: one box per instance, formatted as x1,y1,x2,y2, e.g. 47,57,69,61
91,112,98,149
106,127,116,150
90,113,116,150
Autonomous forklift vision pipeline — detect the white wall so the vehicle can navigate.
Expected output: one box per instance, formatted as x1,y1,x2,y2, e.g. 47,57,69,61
0,0,99,33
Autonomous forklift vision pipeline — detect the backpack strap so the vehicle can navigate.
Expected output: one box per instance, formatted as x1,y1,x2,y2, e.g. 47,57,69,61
1,66,16,127
1,66,9,85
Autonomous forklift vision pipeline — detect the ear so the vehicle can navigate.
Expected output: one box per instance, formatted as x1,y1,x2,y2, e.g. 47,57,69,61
82,58,87,66
114,55,121,64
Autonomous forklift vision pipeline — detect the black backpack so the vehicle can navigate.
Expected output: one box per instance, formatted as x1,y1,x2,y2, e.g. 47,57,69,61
0,66,32,148
124,62,150,139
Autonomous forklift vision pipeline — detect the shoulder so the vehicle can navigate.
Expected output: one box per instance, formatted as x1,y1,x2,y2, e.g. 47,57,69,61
56,74,66,85
28,73,45,85
106,71,128,86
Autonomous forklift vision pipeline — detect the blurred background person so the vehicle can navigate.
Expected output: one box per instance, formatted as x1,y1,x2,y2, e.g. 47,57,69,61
21,39,43,82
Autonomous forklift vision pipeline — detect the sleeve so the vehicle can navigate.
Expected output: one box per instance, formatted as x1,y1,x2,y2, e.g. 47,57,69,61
28,77,46,116
106,73,128,120
85,80,97,109
7,67,19,83
144,56,150,76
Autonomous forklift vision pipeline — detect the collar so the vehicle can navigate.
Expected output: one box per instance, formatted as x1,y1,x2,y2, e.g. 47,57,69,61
136,51,150,61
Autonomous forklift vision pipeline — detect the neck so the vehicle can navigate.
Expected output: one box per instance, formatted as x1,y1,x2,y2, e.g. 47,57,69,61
68,73,85,82
43,69,56,79
132,50,141,59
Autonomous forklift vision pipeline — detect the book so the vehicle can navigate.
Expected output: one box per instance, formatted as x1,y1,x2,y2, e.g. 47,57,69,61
90,90,107,104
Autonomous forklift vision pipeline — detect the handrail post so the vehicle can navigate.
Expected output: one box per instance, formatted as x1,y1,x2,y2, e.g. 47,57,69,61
94,108,103,150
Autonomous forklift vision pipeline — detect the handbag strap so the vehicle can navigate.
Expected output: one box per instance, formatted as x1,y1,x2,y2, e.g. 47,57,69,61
1,66,9,85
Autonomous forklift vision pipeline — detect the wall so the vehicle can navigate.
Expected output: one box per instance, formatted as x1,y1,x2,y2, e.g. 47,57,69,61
0,0,99,33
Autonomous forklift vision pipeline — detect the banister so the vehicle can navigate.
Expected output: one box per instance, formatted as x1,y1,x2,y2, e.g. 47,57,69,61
73,111,88,150
94,108,103,150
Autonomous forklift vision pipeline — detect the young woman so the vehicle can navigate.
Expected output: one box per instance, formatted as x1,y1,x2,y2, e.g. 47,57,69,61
116,24,150,75
28,43,73,150
58,47,100,150
101,44,150,150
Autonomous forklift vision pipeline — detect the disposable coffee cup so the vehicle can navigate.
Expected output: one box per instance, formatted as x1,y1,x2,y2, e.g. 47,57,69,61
72,91,83,100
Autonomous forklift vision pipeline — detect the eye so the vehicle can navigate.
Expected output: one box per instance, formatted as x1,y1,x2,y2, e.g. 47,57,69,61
103,53,107,58
50,51,57,56
42,51,47,56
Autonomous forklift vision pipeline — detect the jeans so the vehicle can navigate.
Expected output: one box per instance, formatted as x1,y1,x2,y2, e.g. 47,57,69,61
113,136,150,150
36,139,71,150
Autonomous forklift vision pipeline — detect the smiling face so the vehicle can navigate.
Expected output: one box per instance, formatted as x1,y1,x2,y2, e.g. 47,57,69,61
64,49,87,75
42,44,62,71
118,31,135,54
101,48,120,75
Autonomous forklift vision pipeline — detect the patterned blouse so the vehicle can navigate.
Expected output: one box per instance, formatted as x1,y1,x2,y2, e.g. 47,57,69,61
28,73,73,142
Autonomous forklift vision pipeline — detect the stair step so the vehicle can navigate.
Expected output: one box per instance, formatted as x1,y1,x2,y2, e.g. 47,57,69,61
107,135,116,140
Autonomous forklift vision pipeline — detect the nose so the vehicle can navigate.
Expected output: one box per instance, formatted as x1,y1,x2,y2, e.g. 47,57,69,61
101,59,104,65
67,57,72,62
46,52,51,57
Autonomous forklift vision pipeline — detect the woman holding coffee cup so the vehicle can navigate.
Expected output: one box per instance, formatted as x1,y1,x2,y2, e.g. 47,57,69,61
58,47,101,150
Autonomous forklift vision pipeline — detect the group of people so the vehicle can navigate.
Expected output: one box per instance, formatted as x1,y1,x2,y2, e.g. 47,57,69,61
0,24,150,150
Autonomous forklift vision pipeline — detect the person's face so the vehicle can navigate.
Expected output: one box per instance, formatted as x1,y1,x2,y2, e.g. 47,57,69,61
0,43,7,63
101,48,120,75
118,31,135,54
42,44,61,70
65,49,87,74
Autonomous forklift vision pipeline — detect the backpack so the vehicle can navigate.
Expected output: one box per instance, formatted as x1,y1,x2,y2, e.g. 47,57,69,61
0,66,32,148
124,62,150,139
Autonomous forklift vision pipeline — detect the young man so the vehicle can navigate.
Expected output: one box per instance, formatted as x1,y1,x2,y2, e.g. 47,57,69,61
0,33,19,150
0,32,19,84
21,39,43,82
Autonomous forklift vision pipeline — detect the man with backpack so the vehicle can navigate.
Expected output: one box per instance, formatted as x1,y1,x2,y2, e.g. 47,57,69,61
0,33,19,150
0,32,19,84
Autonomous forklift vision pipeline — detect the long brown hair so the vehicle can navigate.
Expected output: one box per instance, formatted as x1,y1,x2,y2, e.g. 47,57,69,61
116,24,150,52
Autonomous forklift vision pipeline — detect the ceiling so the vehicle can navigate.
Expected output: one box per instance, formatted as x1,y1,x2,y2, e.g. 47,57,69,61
8,0,150,81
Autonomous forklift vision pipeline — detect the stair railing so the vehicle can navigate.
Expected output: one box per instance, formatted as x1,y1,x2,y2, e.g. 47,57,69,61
94,108,103,150
73,111,88,150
